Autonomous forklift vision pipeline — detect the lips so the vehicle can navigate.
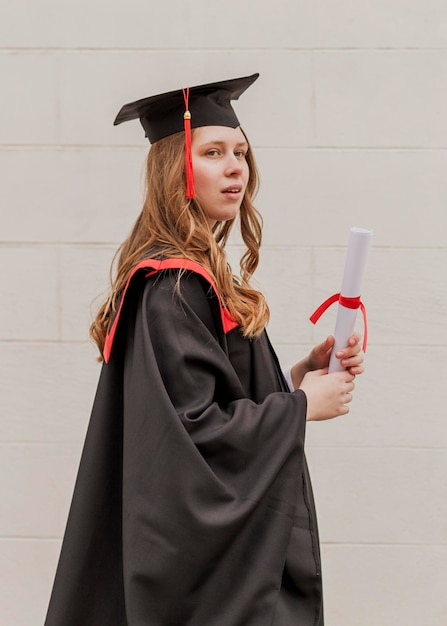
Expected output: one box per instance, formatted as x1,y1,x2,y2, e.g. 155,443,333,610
222,185,243,195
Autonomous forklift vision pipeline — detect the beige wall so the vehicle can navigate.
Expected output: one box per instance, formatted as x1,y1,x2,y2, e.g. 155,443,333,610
1,1,446,624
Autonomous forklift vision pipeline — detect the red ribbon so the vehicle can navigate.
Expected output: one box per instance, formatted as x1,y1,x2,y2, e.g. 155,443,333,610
182,87,195,199
309,293,368,352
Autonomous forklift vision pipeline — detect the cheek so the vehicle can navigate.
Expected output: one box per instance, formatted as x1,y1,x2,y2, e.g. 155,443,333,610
192,164,215,197
242,162,250,187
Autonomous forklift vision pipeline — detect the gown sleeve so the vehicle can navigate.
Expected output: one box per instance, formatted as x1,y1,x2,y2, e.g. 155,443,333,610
120,269,309,625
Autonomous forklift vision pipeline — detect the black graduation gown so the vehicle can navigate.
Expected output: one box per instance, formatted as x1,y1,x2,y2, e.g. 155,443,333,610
45,260,323,626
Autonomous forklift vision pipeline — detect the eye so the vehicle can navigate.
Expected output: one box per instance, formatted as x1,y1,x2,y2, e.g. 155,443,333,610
206,149,220,157
234,150,246,158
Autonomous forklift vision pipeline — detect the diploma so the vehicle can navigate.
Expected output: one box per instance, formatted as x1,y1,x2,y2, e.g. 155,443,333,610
310,227,373,373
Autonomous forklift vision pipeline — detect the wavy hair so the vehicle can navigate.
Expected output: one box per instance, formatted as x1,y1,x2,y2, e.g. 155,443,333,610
90,128,269,359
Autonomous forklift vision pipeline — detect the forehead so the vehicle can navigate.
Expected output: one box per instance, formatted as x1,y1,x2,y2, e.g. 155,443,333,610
192,125,247,145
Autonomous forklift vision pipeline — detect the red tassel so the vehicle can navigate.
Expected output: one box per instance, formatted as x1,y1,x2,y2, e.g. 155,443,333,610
182,87,195,199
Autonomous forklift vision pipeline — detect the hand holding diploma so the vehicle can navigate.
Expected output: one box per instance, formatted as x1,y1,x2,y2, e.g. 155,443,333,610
307,332,364,375
310,227,372,373
288,227,371,419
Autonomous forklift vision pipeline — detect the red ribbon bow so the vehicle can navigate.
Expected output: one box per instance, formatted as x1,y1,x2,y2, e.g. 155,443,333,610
309,293,368,352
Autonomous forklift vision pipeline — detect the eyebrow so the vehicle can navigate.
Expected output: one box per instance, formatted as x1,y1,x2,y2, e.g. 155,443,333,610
199,140,249,148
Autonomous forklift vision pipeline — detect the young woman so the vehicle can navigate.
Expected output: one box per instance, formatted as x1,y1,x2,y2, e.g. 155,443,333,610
45,73,363,626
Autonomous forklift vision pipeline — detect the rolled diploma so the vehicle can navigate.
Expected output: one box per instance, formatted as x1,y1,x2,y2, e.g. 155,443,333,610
328,227,373,373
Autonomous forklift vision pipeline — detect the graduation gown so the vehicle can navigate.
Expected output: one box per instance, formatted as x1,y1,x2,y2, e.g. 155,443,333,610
45,259,323,626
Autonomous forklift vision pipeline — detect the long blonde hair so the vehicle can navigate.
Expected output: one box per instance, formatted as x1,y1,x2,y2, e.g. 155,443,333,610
90,128,269,359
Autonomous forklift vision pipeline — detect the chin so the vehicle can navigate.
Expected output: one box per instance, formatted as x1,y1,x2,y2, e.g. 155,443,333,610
215,208,240,223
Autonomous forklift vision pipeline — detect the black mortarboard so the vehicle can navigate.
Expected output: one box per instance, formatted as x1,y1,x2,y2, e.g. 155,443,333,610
113,73,259,143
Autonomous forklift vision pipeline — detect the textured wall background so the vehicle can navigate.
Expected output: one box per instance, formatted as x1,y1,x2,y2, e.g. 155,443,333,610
1,1,446,624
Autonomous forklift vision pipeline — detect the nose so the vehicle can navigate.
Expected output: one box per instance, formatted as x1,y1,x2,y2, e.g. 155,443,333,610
224,153,244,176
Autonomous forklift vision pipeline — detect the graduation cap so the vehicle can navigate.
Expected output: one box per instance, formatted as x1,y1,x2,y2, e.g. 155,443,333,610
114,73,259,198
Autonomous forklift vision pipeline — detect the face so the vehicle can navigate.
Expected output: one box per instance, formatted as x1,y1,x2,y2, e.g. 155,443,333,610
191,125,250,225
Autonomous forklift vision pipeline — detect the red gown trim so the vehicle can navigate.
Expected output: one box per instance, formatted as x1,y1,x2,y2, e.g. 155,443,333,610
103,258,238,363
